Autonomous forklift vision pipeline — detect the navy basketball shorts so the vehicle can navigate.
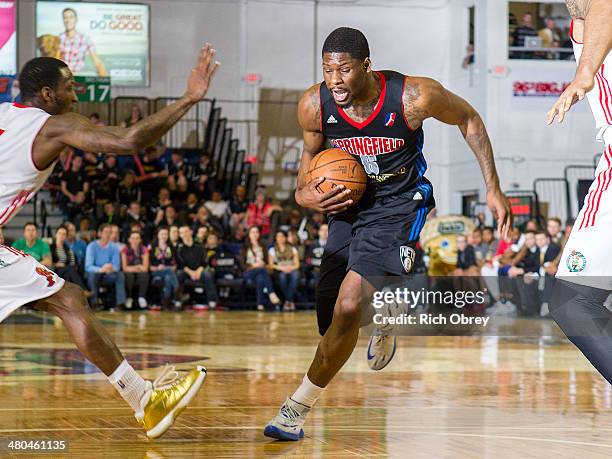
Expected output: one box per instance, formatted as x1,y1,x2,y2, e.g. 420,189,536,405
349,191,434,279
315,191,434,336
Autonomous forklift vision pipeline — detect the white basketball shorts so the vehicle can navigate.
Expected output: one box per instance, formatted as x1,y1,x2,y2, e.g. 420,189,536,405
0,244,64,323
557,127,612,290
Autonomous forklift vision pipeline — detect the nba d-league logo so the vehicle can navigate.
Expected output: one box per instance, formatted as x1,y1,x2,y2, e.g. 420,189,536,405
399,246,415,273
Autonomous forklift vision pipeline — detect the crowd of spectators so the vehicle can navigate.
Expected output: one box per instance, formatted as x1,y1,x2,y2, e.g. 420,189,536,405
453,216,571,317
509,11,573,60
0,124,328,311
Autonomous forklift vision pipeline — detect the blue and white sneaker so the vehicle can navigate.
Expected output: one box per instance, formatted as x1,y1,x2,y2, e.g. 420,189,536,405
264,397,310,441
367,334,397,371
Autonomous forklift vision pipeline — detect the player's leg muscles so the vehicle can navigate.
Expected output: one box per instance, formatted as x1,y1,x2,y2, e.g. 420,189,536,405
33,282,123,375
308,270,376,387
550,279,612,384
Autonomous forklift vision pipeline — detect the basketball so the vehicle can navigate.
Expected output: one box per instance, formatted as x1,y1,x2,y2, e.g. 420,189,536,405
307,148,367,203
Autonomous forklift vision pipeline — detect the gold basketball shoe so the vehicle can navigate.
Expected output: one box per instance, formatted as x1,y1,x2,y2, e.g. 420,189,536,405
136,365,207,439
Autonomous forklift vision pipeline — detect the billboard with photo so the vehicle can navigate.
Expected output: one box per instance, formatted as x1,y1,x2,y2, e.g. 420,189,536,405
0,0,17,75
36,1,150,86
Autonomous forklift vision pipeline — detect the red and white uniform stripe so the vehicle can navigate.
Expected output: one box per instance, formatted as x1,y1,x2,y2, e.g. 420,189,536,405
556,21,612,288
570,20,612,131
0,102,63,321
0,102,55,226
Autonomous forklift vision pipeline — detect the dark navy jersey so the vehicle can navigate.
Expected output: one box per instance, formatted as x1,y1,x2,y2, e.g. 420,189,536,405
320,70,433,202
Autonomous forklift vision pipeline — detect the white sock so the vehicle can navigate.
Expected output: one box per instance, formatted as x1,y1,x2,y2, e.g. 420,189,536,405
108,360,149,414
290,375,325,408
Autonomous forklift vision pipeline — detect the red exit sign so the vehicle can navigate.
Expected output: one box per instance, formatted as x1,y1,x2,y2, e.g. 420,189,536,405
244,73,262,85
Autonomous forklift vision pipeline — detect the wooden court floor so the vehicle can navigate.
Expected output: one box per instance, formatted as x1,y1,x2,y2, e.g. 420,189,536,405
0,310,611,459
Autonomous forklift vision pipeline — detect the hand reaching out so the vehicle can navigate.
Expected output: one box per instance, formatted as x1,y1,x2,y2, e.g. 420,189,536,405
185,43,220,103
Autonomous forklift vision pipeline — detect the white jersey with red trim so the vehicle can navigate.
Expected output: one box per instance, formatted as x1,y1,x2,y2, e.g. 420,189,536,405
556,22,612,288
570,20,612,132
0,102,54,226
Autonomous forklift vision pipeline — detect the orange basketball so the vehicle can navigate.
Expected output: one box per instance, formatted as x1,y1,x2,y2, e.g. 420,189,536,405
307,148,367,204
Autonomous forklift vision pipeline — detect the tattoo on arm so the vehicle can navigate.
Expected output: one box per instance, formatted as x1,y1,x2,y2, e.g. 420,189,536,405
403,82,429,128
464,123,499,191
566,0,588,18
310,87,321,129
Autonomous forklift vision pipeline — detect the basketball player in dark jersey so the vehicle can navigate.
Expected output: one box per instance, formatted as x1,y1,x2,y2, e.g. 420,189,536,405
264,27,512,441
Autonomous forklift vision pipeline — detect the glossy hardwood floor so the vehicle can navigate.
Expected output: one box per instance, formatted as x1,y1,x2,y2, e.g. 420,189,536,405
0,310,611,458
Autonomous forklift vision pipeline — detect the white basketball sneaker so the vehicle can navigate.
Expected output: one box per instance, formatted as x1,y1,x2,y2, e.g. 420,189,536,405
264,397,310,441
367,334,397,371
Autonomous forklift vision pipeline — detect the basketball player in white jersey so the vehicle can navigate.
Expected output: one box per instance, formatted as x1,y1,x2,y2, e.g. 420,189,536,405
545,1,612,385
0,45,219,438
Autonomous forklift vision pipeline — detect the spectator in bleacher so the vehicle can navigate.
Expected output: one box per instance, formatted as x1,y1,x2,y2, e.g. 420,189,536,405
268,230,300,311
83,151,100,178
305,223,327,286
546,217,563,246
481,226,499,260
193,205,223,236
205,232,223,264
512,12,538,58
246,188,282,239
123,201,149,242
534,231,561,268
453,234,479,275
12,222,52,268
121,231,150,310
64,221,87,268
509,231,538,276
77,217,95,243
538,17,562,49
60,155,89,216
65,190,91,223
121,103,143,128
95,155,121,208
192,153,216,197
151,187,173,220
469,228,488,265
195,225,210,245
155,205,180,229
176,225,218,309
48,147,74,198
169,224,180,247
100,201,122,227
85,223,126,308
181,192,200,225
241,226,280,311
50,226,89,292
109,224,126,252
150,226,182,309
166,151,190,200
135,146,168,205
525,218,539,232
117,170,141,208
205,191,228,220
287,228,306,261
228,185,248,230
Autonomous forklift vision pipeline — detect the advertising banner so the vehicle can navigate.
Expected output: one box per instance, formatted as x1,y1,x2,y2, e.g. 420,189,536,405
36,1,149,86
0,0,17,76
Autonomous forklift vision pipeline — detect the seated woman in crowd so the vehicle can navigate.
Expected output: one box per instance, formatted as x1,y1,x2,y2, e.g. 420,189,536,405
149,226,182,310
240,226,280,311
268,231,300,311
121,231,150,309
246,188,282,239
51,225,90,294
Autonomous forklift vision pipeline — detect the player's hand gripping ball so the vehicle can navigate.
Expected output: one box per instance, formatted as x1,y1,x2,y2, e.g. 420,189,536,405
306,148,367,205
